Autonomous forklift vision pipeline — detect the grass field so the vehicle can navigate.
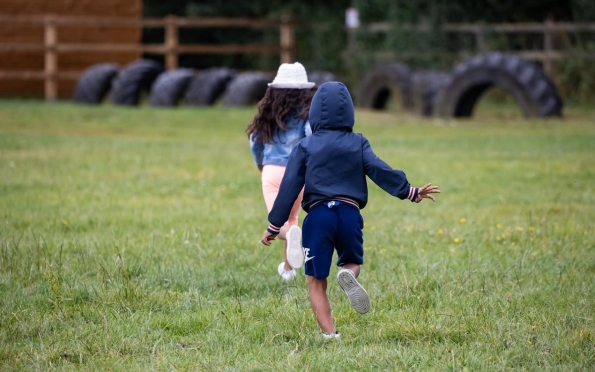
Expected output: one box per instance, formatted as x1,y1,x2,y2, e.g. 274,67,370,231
1,100,594,371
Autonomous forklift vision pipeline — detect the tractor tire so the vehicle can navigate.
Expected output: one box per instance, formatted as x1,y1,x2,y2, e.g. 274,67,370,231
109,59,164,106
184,68,235,106
73,63,119,104
149,68,195,107
357,62,414,110
435,52,563,118
221,72,272,107
412,71,452,117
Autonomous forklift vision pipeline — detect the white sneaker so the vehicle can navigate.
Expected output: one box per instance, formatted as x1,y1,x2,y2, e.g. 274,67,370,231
278,262,296,281
286,225,304,269
322,331,341,341
337,268,370,314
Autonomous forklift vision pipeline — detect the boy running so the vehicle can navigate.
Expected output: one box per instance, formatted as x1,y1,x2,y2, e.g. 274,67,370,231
260,81,440,339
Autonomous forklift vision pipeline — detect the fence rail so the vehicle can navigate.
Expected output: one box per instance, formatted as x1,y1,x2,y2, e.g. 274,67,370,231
364,20,595,74
0,15,287,28
0,15,295,101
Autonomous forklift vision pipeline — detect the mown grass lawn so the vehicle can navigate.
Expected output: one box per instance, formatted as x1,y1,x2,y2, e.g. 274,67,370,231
1,100,594,371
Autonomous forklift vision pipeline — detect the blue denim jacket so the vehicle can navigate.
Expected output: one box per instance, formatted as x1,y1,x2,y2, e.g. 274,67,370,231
250,115,311,169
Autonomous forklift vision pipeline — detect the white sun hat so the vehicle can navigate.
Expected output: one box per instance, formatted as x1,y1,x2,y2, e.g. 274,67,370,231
268,62,315,89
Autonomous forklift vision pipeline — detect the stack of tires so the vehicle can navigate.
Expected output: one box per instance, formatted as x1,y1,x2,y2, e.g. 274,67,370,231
356,52,563,119
73,60,340,108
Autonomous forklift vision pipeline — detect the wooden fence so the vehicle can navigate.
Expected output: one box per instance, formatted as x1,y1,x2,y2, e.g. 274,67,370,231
364,20,595,74
0,15,295,101
1,15,594,102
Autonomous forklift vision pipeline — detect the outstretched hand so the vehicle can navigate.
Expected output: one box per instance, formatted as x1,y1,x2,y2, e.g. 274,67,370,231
261,230,278,246
415,183,440,203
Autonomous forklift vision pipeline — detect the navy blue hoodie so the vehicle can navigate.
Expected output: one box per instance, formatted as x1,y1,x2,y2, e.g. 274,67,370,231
267,82,418,232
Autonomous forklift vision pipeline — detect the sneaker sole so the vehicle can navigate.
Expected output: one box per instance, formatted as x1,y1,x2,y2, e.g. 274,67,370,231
286,225,303,269
278,262,296,281
337,270,370,314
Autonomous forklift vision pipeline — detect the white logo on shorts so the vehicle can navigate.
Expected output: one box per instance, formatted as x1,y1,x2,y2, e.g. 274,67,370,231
303,247,315,262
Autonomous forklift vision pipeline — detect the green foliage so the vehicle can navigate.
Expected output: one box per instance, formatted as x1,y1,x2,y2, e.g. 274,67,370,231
555,44,595,104
140,0,595,102
571,0,595,22
1,101,595,370
142,0,350,72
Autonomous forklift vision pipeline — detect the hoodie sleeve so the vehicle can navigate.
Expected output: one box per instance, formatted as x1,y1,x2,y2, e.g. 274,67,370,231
267,143,307,233
249,133,264,170
362,137,419,202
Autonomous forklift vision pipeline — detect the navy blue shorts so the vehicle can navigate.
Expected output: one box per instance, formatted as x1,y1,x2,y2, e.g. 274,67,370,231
302,201,364,280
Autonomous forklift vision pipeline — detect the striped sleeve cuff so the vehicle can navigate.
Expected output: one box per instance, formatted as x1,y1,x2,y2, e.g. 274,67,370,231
267,224,281,234
408,187,419,202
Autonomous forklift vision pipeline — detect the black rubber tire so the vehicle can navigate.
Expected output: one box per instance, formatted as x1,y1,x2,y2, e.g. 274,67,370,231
73,63,119,104
307,71,338,88
221,72,272,107
412,71,452,117
435,53,563,118
357,62,414,110
109,59,164,106
148,68,195,107
184,68,235,106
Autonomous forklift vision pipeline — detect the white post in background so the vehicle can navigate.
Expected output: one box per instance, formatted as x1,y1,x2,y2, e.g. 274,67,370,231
345,6,360,53
345,4,360,93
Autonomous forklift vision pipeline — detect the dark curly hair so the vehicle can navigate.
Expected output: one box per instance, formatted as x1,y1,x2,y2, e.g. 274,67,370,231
246,87,315,143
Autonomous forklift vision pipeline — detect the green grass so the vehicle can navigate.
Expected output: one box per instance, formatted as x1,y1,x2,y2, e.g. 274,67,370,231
1,100,594,371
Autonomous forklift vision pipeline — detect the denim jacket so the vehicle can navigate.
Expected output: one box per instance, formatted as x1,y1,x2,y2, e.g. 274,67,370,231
250,115,311,169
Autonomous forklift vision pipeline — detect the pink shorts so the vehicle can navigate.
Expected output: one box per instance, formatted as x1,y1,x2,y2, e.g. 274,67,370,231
261,164,304,226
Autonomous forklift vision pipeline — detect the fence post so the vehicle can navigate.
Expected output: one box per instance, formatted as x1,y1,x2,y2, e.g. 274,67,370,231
165,15,179,70
543,18,553,75
44,15,57,101
280,14,294,63
475,26,486,52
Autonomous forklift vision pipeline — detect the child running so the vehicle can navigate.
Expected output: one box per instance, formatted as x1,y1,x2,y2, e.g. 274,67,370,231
247,62,316,281
260,81,440,339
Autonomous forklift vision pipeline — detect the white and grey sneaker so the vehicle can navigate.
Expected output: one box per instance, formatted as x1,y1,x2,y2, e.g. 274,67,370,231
337,268,370,314
322,331,341,341
286,225,304,269
278,262,296,281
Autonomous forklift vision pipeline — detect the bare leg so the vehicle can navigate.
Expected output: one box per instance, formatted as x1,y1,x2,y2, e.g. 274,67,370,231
307,276,336,334
342,263,360,277
262,166,303,273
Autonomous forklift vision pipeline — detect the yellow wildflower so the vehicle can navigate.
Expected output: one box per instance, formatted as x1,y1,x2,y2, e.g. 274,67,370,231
454,238,460,244
459,218,466,224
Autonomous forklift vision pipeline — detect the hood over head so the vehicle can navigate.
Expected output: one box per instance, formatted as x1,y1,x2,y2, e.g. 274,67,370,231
308,82,355,133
